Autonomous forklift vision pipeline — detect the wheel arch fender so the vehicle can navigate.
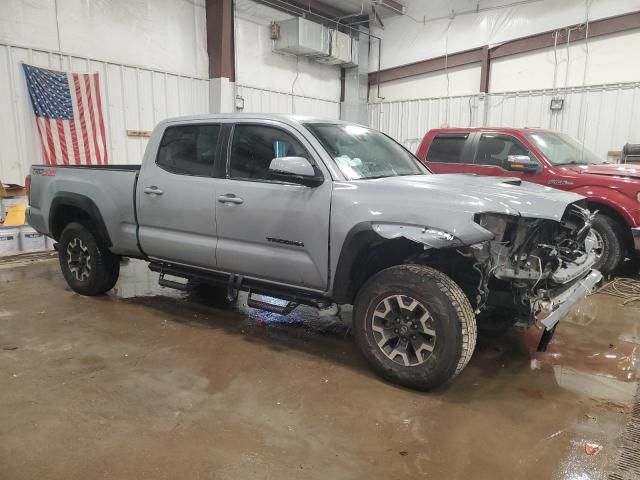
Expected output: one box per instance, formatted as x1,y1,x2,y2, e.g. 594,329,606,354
49,192,112,247
331,221,463,304
569,186,636,226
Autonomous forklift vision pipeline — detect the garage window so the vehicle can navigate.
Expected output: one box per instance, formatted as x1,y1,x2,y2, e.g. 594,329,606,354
426,133,469,163
157,125,221,177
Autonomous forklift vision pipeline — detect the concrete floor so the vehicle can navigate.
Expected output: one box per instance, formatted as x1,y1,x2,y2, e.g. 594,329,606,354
1,257,639,479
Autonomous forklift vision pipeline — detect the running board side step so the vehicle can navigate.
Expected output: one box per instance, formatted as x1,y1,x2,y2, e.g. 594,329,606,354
158,273,188,291
247,292,298,315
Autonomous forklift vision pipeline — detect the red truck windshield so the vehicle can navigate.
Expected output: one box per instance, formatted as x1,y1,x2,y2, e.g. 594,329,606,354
526,131,610,166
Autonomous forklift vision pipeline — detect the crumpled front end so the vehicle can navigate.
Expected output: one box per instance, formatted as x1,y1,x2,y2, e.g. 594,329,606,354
471,201,601,349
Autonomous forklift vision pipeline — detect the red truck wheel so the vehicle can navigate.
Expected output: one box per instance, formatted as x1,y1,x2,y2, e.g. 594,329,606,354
591,214,625,276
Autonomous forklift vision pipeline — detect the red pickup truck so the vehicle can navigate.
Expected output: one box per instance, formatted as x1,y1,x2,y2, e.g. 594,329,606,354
416,128,640,274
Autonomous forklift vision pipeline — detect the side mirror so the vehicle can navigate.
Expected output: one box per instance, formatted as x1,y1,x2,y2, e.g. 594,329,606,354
506,155,539,173
268,157,323,187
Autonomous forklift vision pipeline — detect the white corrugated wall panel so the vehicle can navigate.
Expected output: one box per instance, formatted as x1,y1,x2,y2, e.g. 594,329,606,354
0,42,210,185
484,82,640,157
236,85,341,120
369,82,640,158
369,95,483,151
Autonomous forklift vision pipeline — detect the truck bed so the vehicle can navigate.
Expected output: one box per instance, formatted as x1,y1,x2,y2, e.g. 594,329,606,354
28,164,142,257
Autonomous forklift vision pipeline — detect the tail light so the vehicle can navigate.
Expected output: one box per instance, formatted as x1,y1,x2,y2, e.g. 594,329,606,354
25,174,31,202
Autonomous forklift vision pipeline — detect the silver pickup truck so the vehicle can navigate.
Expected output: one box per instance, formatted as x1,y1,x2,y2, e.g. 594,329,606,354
27,114,601,390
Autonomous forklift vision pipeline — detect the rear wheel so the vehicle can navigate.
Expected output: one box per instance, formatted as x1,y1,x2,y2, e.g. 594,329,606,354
591,214,625,276
353,265,477,390
58,222,120,295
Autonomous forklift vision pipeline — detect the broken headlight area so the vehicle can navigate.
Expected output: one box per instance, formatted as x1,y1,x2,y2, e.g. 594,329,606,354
468,202,599,333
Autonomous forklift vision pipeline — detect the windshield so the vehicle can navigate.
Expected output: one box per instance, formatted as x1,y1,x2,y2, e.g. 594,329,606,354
526,131,610,166
305,123,429,179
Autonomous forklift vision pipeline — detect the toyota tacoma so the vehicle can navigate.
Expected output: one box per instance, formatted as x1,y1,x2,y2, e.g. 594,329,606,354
27,115,601,390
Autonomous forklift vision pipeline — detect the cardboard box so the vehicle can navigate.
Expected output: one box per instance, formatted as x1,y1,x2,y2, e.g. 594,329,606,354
0,182,26,198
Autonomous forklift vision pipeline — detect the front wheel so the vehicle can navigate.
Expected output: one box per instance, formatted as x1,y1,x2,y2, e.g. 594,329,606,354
353,265,477,390
591,214,625,276
58,222,120,296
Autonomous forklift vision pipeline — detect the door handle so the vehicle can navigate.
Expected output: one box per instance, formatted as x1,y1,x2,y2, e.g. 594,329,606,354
143,186,164,195
217,194,244,205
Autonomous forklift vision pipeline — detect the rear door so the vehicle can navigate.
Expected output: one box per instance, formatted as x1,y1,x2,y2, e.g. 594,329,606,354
137,122,225,269
422,132,475,173
213,122,332,291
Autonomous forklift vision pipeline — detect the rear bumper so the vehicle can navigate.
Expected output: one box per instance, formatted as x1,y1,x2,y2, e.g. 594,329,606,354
632,227,640,253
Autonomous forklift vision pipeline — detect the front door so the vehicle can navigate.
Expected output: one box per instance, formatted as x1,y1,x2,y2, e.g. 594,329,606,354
214,122,332,291
137,123,223,269
470,132,545,181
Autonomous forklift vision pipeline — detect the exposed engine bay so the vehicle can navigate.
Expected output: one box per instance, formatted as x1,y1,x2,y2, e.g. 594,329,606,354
391,201,602,351
470,202,601,342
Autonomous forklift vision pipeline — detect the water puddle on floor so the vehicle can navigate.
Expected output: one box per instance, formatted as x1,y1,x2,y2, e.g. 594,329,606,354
111,260,640,405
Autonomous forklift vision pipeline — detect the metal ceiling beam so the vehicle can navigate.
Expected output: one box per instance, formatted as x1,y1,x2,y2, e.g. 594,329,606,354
251,0,369,26
368,10,640,86
370,48,485,84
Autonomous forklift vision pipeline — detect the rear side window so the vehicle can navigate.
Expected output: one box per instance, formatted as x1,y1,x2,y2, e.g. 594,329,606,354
157,125,221,177
425,133,469,163
229,124,310,181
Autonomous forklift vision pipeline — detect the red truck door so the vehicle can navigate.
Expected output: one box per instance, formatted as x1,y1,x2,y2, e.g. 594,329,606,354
423,131,548,183
470,133,546,182
422,132,476,174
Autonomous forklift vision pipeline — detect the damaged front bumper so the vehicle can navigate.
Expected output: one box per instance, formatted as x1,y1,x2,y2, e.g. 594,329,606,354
533,269,602,351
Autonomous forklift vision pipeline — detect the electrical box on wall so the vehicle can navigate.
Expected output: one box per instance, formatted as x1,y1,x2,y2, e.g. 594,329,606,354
273,17,329,57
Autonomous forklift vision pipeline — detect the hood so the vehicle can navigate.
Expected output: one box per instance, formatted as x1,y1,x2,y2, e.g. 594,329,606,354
566,164,640,180
361,174,584,221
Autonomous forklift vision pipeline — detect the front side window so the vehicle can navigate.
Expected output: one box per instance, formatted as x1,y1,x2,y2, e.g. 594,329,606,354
229,125,311,181
157,125,220,177
426,133,469,164
306,124,427,180
475,134,529,169
526,131,609,166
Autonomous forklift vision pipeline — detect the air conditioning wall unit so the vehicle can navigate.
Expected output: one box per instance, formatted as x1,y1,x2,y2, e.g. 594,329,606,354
315,30,353,66
273,17,330,57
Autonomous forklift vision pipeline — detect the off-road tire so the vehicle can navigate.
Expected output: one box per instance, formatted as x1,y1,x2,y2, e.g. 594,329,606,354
58,222,120,296
353,264,477,390
592,214,625,276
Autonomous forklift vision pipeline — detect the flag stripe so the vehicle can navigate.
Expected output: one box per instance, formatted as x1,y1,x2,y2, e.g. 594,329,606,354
69,74,86,164
93,73,109,164
69,118,81,165
84,74,102,165
62,121,75,165
73,74,92,166
50,120,63,165
56,120,69,165
44,119,56,164
34,117,50,164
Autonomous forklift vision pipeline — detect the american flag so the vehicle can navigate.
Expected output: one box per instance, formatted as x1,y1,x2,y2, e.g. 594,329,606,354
22,64,108,165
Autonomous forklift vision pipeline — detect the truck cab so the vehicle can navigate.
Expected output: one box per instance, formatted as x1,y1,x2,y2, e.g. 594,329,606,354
417,127,640,274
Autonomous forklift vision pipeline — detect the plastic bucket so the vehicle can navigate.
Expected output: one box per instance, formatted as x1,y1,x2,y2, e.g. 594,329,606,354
1,196,28,222
0,227,20,256
19,226,46,252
